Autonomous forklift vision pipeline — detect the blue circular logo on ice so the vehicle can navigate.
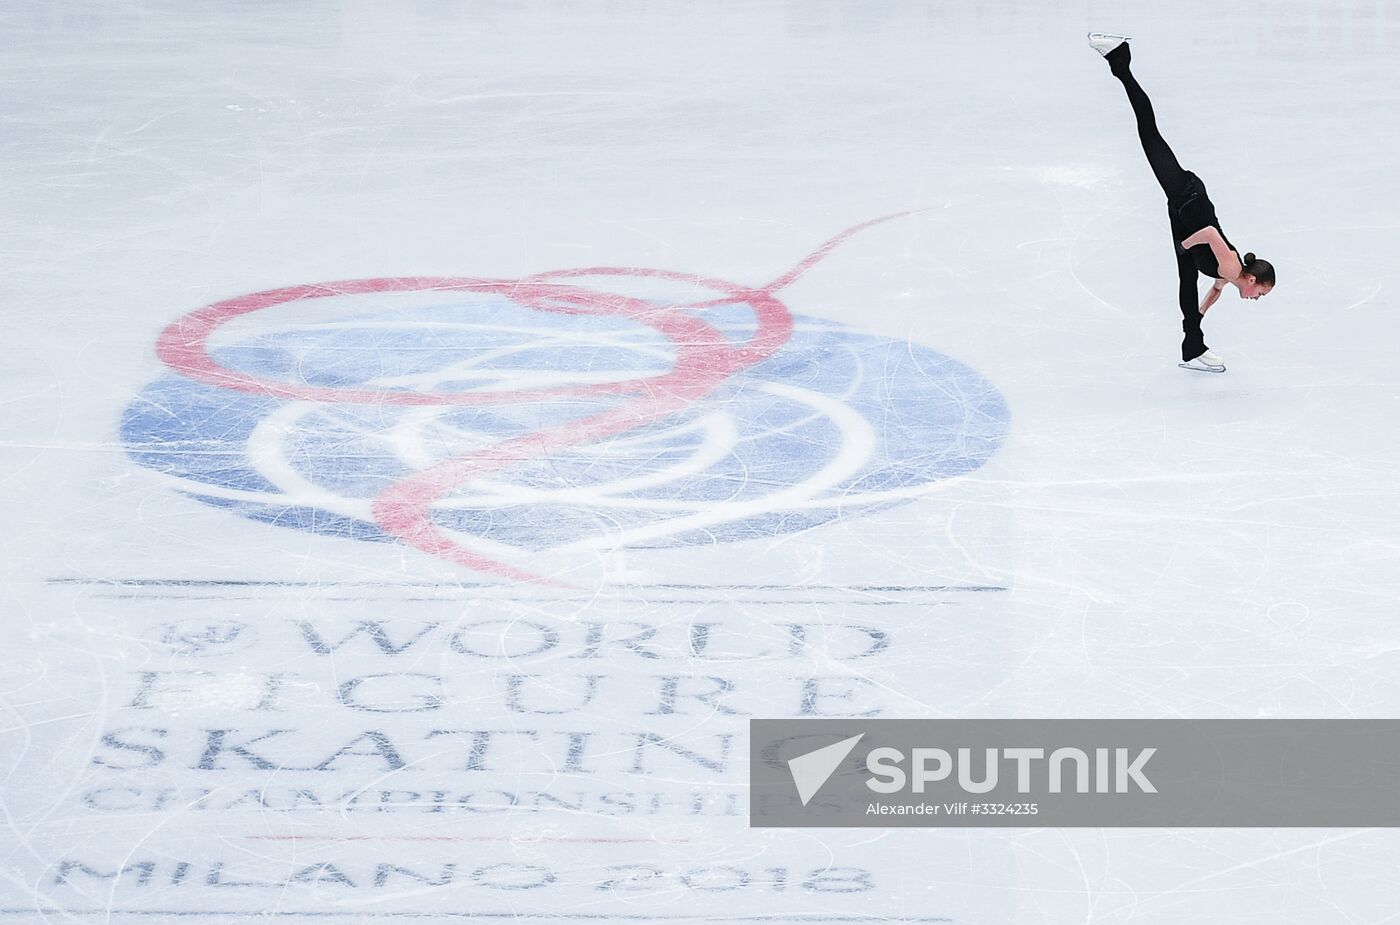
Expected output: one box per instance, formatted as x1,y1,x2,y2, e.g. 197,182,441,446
123,293,1009,553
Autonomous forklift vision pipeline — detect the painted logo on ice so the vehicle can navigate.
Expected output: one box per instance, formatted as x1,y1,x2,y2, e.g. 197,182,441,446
124,217,1009,582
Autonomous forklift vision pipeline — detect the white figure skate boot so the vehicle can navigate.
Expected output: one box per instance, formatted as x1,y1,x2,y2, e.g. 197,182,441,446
1179,349,1226,373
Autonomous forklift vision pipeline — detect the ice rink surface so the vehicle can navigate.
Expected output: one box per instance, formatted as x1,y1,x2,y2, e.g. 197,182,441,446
3,0,1399,921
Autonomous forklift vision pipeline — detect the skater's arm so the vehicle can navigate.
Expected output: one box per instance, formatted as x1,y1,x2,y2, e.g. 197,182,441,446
1179,226,1244,280
1199,278,1226,315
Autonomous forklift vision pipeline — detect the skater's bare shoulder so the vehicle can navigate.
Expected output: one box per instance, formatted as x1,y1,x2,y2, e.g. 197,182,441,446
1179,226,1243,280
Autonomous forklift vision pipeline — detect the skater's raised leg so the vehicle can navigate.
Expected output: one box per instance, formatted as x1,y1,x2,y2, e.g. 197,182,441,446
1100,40,1188,198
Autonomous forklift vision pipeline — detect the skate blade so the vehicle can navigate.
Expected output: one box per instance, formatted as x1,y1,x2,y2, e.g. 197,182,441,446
1178,361,1226,373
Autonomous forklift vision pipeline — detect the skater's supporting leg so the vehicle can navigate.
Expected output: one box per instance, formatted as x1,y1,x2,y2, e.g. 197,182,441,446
1107,45,1188,197
1177,246,1207,361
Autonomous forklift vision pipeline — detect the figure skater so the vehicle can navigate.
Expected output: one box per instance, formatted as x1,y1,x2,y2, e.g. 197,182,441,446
1089,33,1275,372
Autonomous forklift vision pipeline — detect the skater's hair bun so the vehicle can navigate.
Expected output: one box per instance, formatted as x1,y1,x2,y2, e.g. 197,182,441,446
1241,253,1276,287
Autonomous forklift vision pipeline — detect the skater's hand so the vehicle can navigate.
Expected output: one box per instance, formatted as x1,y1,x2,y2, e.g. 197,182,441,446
1199,279,1226,315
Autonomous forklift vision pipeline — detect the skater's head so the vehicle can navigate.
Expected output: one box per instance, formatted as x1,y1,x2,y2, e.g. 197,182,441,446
1238,253,1275,299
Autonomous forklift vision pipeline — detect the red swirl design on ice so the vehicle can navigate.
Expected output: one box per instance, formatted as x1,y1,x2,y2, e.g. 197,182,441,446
155,212,916,584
